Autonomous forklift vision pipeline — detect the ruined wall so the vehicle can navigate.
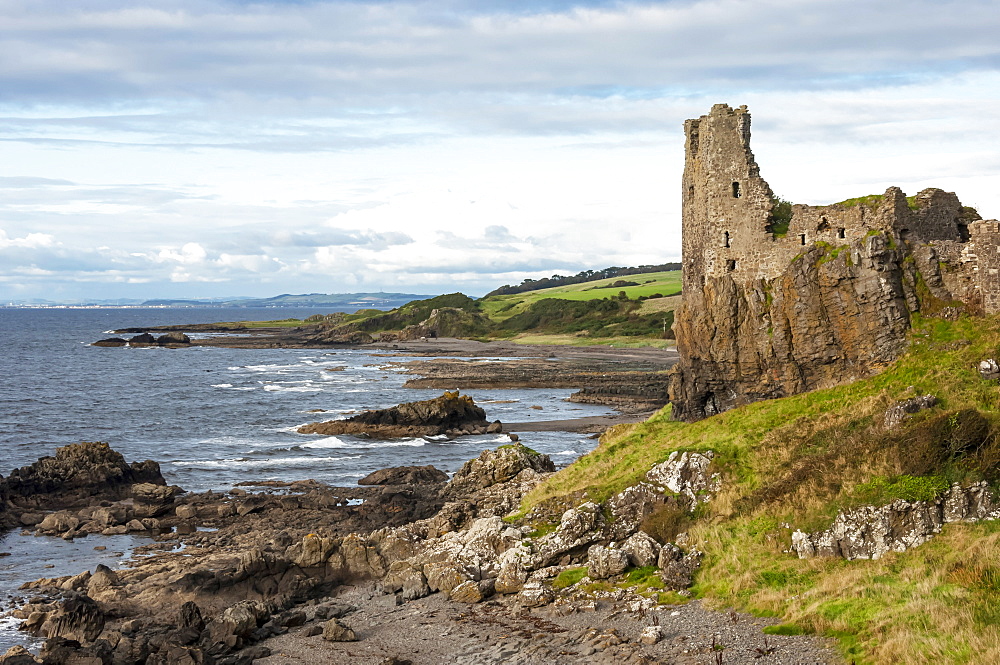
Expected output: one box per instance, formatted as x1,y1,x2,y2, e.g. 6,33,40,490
669,104,999,422
969,220,1000,314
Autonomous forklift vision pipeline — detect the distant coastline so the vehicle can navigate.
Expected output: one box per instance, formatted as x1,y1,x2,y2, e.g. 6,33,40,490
2,291,435,310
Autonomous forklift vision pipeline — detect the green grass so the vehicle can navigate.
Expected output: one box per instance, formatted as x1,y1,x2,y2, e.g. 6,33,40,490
516,313,1000,663
479,271,682,321
553,567,588,589
835,193,921,211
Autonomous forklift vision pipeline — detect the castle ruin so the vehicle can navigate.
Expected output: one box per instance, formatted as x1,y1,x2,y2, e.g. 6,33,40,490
669,103,1000,421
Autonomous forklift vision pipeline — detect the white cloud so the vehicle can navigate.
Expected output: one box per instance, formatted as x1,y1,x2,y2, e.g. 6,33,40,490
0,0,998,301
0,229,56,249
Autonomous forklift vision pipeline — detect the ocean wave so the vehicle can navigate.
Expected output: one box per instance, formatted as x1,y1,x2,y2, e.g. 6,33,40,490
171,455,359,469
210,383,233,388
262,384,323,393
551,450,577,456
300,437,426,449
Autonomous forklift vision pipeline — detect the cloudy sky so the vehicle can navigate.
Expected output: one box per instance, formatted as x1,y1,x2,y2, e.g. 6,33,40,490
2,0,999,302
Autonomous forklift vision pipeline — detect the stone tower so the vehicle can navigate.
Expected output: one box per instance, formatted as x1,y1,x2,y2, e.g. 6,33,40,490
681,104,774,293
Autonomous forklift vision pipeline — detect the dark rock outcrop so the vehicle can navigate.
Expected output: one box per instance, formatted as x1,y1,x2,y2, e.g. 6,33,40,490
358,465,449,486
298,391,495,438
91,337,127,347
2,442,165,527
40,594,106,643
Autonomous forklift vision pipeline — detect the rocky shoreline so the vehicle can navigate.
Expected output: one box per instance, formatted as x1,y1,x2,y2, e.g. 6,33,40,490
0,441,842,664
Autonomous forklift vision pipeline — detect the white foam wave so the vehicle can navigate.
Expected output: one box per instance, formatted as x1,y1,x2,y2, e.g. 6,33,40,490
300,436,348,449
171,455,360,469
211,383,233,388
262,384,323,393
300,437,426,449
551,450,577,456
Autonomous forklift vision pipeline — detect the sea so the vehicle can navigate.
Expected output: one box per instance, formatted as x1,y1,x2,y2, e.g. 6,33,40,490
0,307,613,651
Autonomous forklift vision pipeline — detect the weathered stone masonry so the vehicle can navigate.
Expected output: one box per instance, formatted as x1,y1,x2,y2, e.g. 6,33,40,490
669,103,1000,422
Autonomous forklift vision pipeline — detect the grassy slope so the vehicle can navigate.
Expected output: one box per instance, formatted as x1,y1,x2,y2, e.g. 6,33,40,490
520,314,1000,663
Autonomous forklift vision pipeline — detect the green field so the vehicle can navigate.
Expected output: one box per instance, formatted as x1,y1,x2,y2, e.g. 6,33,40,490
480,270,682,321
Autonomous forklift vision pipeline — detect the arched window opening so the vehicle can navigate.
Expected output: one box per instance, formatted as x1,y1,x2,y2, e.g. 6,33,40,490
732,181,741,198
800,233,807,246
723,231,731,248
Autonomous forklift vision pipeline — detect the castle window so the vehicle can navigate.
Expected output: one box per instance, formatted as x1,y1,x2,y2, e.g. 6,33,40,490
800,233,807,245
838,228,846,239
726,260,737,272
688,185,695,200
732,181,741,198
723,231,731,248
817,217,830,232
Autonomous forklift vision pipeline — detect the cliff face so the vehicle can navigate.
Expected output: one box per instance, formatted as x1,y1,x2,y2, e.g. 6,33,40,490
670,234,916,420
669,104,999,422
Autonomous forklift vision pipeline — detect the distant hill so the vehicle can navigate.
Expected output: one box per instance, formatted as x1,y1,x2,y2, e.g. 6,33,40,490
139,292,434,309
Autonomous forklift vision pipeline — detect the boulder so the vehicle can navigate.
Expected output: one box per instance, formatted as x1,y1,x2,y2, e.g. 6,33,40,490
37,511,79,534
0,646,41,665
156,331,190,345
41,594,105,643
357,465,448,486
979,359,1000,381
321,618,357,642
131,482,179,518
639,626,664,645
128,333,157,345
646,451,719,508
587,544,629,579
516,581,553,608
444,444,554,497
533,502,604,566
884,394,938,429
383,561,430,601
448,580,484,603
659,549,702,590
604,483,670,540
619,532,661,568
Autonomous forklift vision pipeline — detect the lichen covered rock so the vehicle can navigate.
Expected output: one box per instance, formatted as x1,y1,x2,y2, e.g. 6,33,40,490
792,482,1000,559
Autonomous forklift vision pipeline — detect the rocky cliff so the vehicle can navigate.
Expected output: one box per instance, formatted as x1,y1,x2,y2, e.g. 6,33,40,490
670,231,919,420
